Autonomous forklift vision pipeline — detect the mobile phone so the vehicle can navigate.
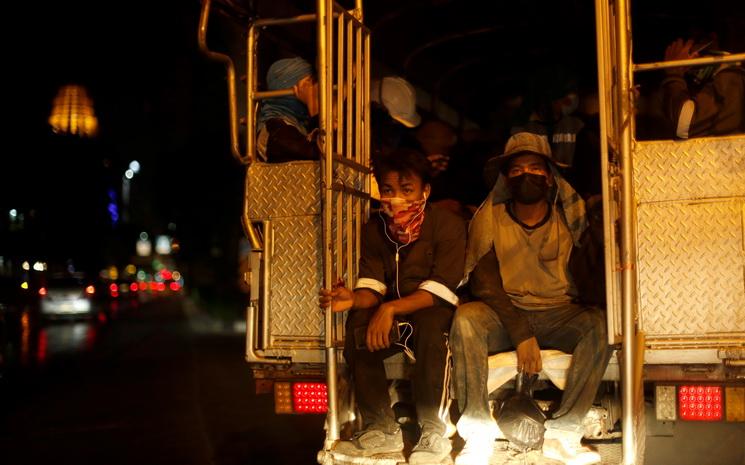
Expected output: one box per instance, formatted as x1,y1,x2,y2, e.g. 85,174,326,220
354,323,401,349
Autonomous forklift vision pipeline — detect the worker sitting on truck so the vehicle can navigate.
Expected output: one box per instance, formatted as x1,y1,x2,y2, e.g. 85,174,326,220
256,56,321,162
319,148,466,465
661,34,745,139
449,132,610,465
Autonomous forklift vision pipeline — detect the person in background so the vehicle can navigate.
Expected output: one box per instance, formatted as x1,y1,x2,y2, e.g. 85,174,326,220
369,76,422,199
256,56,321,162
661,33,745,139
319,148,466,465
415,119,486,220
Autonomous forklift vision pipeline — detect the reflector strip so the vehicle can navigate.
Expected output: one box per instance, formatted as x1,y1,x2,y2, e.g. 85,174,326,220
655,385,677,421
679,385,722,421
292,382,328,414
274,382,293,414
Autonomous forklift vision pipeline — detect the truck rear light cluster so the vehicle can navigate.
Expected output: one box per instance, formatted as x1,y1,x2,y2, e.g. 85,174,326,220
679,385,722,421
274,381,328,414
292,382,328,413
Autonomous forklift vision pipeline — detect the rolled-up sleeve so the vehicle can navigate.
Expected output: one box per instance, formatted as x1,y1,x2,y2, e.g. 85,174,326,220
418,213,466,307
354,224,387,299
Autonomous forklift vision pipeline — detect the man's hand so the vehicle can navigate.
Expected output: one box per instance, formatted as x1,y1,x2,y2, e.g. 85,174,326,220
318,280,354,313
516,337,542,374
366,304,395,351
664,38,697,76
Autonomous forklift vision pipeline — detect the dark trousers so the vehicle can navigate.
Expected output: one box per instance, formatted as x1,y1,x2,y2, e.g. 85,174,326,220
344,305,453,435
450,302,611,438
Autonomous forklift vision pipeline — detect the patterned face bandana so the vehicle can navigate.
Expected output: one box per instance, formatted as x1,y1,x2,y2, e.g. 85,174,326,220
380,196,427,244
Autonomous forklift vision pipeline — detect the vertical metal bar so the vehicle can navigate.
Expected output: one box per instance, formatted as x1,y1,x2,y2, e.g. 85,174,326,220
346,18,354,163
337,14,345,160
615,0,638,463
594,0,618,348
318,0,340,445
355,26,363,166
247,25,258,164
261,220,272,350
197,0,245,164
363,29,371,220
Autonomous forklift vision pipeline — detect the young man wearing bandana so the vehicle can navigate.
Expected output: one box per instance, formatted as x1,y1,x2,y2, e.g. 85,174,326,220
319,148,466,464
450,132,609,465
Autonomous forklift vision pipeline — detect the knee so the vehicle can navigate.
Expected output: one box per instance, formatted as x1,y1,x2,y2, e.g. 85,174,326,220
450,302,490,341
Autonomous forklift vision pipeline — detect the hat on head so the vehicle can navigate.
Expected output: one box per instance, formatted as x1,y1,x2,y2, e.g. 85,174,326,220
371,76,421,128
266,57,313,91
493,132,555,171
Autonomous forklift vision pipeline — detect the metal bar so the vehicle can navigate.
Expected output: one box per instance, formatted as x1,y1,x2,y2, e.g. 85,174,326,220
336,191,343,290
363,30,371,220
261,220,273,350
355,26,363,166
614,0,638,463
594,0,617,347
331,182,371,200
245,305,290,364
198,0,245,164
318,0,340,445
254,89,295,100
246,24,258,165
346,18,354,164
337,13,345,161
333,155,372,173
254,13,317,27
634,53,745,73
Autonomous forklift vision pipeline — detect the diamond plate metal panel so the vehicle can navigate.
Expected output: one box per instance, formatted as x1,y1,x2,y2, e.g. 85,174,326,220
634,137,745,203
246,161,320,219
636,200,745,340
268,216,324,347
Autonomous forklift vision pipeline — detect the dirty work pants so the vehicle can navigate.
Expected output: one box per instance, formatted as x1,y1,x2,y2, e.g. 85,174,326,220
344,305,453,436
450,301,610,439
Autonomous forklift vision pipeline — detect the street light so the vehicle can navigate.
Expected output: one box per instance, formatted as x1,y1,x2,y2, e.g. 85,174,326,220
122,161,141,222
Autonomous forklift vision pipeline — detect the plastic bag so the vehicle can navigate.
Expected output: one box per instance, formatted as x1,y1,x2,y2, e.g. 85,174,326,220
496,372,547,450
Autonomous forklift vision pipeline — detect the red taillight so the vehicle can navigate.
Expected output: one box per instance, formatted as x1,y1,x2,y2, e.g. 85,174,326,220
130,283,138,292
157,282,166,292
109,283,118,292
292,382,328,413
149,282,157,291
138,282,147,291
85,285,95,295
169,282,181,291
679,385,722,421
38,287,47,296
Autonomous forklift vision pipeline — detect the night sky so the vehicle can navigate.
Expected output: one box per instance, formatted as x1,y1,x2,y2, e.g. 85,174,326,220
3,1,243,287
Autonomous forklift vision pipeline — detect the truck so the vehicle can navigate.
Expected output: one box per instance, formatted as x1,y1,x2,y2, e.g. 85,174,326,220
198,0,745,463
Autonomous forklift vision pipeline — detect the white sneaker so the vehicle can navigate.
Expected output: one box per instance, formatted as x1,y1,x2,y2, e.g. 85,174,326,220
542,429,601,465
454,435,495,465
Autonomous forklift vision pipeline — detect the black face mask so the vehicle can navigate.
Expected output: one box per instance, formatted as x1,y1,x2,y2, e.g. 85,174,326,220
507,173,550,204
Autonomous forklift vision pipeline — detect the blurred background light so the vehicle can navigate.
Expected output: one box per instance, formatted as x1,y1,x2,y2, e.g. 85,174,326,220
48,84,99,137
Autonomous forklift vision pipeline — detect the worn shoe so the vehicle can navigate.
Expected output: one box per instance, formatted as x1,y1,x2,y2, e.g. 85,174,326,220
333,428,404,457
542,429,601,465
409,431,453,465
454,434,495,465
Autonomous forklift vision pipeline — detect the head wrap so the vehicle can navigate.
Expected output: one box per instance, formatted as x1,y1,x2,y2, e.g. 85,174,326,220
257,57,313,135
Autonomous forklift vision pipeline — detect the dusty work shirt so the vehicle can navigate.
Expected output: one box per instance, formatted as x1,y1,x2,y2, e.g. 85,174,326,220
493,203,577,309
354,204,467,307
